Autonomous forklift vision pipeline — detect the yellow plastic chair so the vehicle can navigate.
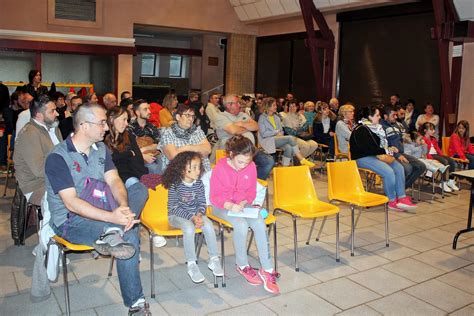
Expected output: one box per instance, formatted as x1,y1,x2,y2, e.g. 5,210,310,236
141,185,206,295
49,235,115,316
3,134,14,197
273,165,340,271
333,133,350,161
215,149,226,163
206,204,278,286
327,161,389,256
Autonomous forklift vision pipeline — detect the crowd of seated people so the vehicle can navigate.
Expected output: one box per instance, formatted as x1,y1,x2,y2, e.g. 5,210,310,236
4,68,474,315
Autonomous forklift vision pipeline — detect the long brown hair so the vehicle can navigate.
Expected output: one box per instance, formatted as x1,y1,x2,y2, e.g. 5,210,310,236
104,107,130,152
454,120,471,150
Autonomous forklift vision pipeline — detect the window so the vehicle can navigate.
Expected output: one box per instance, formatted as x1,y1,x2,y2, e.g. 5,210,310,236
169,55,183,77
141,53,156,76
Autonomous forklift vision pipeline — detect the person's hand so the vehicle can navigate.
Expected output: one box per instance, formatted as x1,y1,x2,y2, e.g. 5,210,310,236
389,146,399,153
277,131,284,136
329,131,335,137
398,155,409,164
192,214,203,228
65,110,71,118
111,206,139,231
230,203,243,213
143,153,156,164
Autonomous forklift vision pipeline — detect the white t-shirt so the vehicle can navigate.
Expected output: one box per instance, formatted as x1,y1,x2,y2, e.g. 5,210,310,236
15,110,30,139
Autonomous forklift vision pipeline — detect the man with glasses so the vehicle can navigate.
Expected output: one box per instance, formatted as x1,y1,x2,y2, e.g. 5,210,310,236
215,94,275,180
44,103,151,315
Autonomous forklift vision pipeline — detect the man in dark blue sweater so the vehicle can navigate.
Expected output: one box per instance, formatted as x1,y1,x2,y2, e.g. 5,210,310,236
381,105,426,189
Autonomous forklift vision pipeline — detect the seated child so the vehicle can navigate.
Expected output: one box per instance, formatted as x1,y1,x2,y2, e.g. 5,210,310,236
161,151,223,283
403,131,449,176
210,135,280,294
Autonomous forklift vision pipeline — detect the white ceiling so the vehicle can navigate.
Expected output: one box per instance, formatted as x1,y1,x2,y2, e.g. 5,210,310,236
229,0,408,22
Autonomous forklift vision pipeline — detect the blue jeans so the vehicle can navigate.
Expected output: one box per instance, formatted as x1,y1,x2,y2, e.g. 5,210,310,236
274,135,300,158
254,150,274,180
168,215,218,262
52,181,149,307
399,154,426,188
356,156,406,201
212,206,273,270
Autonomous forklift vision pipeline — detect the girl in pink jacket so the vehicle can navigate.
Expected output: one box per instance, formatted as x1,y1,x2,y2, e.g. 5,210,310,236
210,135,279,294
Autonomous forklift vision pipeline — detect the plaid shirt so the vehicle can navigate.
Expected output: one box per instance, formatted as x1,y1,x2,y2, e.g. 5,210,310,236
158,126,211,171
128,120,160,142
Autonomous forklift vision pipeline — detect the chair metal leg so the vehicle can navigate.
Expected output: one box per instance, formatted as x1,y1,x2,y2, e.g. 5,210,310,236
316,216,327,242
3,163,12,197
350,205,355,256
273,222,279,277
336,213,340,262
195,233,204,261
305,218,317,245
384,203,389,247
61,247,71,316
149,232,155,299
292,216,299,272
107,256,114,277
220,225,226,287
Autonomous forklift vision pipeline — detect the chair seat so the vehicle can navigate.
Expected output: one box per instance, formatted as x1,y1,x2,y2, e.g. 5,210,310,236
331,192,388,207
274,201,339,218
53,235,94,251
141,217,202,236
207,211,277,228
359,168,376,174
453,157,469,163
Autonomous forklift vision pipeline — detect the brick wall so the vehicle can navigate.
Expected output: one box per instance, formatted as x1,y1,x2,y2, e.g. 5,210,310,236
225,34,256,95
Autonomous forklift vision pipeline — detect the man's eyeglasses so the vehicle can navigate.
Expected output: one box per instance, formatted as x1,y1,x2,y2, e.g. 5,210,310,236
181,113,196,120
82,120,108,127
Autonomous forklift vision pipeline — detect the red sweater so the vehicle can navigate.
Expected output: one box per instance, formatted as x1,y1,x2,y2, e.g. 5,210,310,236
210,157,257,209
423,135,442,159
449,133,474,160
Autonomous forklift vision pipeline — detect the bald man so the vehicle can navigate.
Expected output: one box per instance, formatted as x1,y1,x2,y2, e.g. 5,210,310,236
103,93,118,110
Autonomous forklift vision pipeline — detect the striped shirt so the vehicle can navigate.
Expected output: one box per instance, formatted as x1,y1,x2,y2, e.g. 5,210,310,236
168,179,206,220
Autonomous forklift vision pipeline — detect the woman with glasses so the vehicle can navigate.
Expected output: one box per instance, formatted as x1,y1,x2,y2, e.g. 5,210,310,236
335,103,356,155
158,103,212,172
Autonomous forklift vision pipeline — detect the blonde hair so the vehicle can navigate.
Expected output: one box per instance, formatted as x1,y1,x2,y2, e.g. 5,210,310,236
338,104,355,119
304,101,315,111
162,93,177,111
262,97,276,113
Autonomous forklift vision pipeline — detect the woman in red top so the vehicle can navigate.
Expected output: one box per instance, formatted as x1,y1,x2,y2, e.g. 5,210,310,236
419,122,459,191
449,120,474,169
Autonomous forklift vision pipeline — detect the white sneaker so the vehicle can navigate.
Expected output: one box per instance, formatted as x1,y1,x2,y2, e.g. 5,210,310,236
187,262,205,283
208,256,224,277
447,179,460,191
153,235,167,248
440,182,453,193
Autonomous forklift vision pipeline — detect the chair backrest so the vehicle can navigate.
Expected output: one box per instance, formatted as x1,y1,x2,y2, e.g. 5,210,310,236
273,166,318,207
327,160,366,201
141,184,169,224
216,149,226,162
333,133,350,159
441,137,450,156
7,134,13,161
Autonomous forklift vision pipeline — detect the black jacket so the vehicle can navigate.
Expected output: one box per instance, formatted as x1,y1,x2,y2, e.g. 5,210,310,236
349,124,386,160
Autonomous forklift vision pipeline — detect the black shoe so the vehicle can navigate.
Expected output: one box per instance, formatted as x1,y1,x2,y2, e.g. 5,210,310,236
93,230,136,259
128,302,151,315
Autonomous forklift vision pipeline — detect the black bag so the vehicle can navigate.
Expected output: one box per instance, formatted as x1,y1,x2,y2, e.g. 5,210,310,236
10,182,27,245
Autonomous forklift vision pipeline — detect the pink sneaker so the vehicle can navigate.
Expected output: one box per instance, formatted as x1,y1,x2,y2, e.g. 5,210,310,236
236,266,263,285
388,200,405,212
396,196,417,211
258,268,280,294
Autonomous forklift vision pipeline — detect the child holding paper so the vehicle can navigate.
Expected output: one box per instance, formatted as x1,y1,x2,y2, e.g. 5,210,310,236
210,135,280,294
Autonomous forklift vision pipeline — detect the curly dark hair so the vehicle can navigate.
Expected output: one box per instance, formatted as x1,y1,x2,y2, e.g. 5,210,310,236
418,122,436,136
161,151,203,189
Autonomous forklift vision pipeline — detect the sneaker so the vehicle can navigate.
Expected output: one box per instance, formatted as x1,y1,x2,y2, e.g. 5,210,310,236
396,196,417,211
152,235,167,248
93,229,136,260
300,158,315,168
128,301,151,316
187,262,205,283
388,200,405,212
440,182,453,193
236,265,263,285
258,268,280,294
447,179,460,191
208,256,224,277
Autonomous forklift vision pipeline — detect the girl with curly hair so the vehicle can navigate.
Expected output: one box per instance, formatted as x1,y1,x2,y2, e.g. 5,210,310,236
161,151,223,283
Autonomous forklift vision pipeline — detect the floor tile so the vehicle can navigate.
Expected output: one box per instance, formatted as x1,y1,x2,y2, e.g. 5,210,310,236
449,304,474,316
412,249,471,272
207,301,276,315
0,291,62,315
95,299,168,315
307,278,381,310
261,289,341,315
348,268,415,296
362,241,419,261
436,268,474,294
391,234,444,252
367,291,445,315
336,305,382,316
299,255,359,282
404,279,473,313
382,257,445,282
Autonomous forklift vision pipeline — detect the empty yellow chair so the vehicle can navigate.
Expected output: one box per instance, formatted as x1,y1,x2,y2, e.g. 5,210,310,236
273,165,340,271
49,235,114,316
327,161,389,256
333,133,350,161
141,185,205,296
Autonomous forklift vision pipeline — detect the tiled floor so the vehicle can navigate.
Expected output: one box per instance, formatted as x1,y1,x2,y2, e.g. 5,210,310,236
0,173,473,315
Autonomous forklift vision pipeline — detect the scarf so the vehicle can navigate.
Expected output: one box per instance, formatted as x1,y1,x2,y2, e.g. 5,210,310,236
359,118,391,154
404,110,413,126
171,122,198,139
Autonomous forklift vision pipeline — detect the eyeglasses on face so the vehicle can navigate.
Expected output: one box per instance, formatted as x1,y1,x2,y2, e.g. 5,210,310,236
181,113,196,120
82,120,108,127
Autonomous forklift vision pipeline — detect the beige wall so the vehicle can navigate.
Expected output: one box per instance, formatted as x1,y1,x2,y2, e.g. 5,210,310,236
225,34,256,95
117,54,133,96
200,35,225,101
458,42,474,127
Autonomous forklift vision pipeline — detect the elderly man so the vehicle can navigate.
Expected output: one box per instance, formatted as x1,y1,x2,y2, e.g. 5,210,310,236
215,94,274,180
329,97,339,113
44,103,151,315
103,92,118,110
14,95,62,206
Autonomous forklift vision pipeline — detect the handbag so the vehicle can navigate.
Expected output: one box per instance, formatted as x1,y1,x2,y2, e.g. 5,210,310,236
376,154,396,164
79,177,118,211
